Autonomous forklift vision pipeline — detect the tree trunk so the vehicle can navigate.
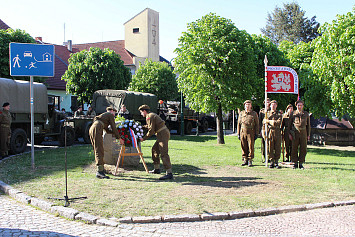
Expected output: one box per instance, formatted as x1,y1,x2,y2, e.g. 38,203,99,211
216,103,225,144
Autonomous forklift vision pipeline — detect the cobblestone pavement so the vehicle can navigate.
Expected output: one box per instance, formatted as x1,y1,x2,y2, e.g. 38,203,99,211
1,194,354,237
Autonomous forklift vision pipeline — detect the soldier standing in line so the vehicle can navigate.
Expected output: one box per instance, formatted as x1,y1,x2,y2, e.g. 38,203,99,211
263,100,282,168
0,102,12,159
89,107,120,179
138,104,173,180
259,98,271,162
281,104,294,162
237,100,259,167
288,100,310,169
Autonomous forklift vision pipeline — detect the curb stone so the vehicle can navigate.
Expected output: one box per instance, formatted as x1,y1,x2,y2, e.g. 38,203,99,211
1,179,355,225
75,212,98,224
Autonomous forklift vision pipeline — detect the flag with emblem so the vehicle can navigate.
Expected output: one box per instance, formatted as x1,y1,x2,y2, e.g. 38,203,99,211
266,66,298,94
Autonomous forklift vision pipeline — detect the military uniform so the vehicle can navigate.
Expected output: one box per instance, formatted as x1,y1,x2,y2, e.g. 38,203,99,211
143,112,172,173
259,107,271,160
89,111,120,172
289,103,310,167
237,104,259,164
281,106,293,162
0,106,12,158
263,108,282,167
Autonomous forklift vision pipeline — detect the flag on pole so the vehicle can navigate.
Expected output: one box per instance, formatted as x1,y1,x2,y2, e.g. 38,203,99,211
266,66,298,94
129,128,138,148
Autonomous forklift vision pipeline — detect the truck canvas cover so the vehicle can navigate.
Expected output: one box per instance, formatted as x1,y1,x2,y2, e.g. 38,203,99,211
92,90,157,119
0,78,48,114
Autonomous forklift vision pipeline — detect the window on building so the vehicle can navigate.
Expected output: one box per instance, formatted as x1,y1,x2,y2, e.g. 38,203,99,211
133,28,139,33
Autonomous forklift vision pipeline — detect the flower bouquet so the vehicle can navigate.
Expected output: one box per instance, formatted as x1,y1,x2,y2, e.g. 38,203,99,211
115,116,144,147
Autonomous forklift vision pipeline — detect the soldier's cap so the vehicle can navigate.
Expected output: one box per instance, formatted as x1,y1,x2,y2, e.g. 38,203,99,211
295,100,304,106
138,104,150,111
270,100,278,105
243,100,252,105
106,106,117,112
286,104,293,110
2,102,9,107
263,98,271,104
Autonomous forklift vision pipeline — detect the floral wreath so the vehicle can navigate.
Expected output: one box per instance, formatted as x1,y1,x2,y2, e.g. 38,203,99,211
115,116,144,147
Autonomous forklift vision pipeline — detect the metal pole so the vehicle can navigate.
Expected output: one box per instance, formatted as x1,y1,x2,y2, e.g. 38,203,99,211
232,110,235,133
30,76,35,170
180,91,184,136
264,56,268,168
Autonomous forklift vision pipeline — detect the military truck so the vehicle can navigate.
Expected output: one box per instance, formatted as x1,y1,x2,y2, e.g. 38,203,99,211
91,90,216,134
0,78,75,154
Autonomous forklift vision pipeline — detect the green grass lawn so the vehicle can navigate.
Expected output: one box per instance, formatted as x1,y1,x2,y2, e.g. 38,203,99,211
0,135,354,218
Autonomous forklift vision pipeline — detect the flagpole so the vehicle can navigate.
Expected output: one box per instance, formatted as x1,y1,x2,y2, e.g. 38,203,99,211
264,55,268,168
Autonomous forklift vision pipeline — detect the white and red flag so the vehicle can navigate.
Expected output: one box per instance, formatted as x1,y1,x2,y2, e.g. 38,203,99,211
266,66,298,94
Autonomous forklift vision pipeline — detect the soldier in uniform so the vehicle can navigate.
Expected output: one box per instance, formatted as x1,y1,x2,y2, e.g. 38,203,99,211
281,104,293,162
138,104,173,180
288,100,310,169
259,98,271,161
74,106,85,117
263,100,282,168
237,100,259,167
0,102,12,159
89,107,120,179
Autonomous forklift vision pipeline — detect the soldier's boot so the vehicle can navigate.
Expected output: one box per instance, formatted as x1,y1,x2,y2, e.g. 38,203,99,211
292,162,298,169
96,171,110,179
248,160,253,167
241,160,248,166
159,173,173,180
149,169,161,174
269,162,275,168
275,163,281,169
299,163,305,169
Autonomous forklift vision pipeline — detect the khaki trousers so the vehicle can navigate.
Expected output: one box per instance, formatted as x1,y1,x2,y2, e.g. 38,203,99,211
283,129,292,159
291,129,307,163
268,129,281,163
240,128,255,161
152,128,172,171
89,121,105,166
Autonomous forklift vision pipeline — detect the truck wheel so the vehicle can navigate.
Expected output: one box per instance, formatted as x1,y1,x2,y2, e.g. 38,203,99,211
200,119,209,133
185,121,193,135
83,122,92,144
10,128,27,154
59,126,75,147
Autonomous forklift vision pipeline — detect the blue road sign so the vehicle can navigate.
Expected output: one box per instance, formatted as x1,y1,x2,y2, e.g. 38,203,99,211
10,43,55,77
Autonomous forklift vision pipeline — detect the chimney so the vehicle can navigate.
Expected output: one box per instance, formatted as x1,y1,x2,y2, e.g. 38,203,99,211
67,40,72,51
35,37,43,42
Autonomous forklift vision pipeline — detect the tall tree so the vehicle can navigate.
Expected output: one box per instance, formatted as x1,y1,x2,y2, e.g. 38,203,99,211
174,13,257,144
311,7,355,117
261,2,320,45
62,47,131,104
0,28,38,81
251,35,292,111
129,59,178,101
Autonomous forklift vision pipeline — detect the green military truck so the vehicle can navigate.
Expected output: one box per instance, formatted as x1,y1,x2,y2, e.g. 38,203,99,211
0,78,75,154
91,90,216,134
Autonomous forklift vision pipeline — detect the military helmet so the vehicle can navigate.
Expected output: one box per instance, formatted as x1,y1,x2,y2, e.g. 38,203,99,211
138,104,150,111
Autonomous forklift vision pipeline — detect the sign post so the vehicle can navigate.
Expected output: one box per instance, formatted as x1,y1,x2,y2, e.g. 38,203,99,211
10,43,55,169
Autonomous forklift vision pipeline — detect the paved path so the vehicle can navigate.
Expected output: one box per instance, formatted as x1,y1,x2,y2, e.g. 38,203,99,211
1,194,354,237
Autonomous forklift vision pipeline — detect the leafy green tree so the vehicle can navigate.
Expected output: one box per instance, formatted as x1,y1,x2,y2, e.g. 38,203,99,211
261,2,320,45
62,47,131,104
129,59,178,101
174,13,257,144
251,35,293,111
279,40,331,117
0,28,37,81
311,7,355,117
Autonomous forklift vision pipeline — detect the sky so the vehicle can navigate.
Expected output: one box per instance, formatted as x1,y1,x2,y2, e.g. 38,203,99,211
1,0,354,61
